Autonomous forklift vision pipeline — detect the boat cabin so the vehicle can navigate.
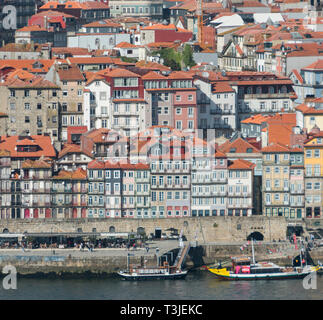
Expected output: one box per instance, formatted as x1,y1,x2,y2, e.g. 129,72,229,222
231,257,252,274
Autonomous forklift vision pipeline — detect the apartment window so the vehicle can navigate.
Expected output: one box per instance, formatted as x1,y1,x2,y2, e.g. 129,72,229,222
306,150,312,158
100,92,106,100
176,95,181,101
25,116,30,123
24,90,30,97
188,95,193,101
306,182,312,190
314,150,320,158
24,103,31,110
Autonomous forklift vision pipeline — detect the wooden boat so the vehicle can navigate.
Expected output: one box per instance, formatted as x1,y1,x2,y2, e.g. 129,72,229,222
207,258,319,280
118,242,190,281
207,240,320,280
117,264,188,280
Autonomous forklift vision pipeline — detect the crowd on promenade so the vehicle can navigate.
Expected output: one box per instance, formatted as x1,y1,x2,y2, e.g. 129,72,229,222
0,238,147,251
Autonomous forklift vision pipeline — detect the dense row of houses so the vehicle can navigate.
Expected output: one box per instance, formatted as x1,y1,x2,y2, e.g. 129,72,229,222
0,60,296,144
0,121,322,220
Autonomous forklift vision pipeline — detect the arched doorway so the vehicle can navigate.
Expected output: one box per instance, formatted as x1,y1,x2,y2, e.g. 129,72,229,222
2,228,9,233
247,232,264,241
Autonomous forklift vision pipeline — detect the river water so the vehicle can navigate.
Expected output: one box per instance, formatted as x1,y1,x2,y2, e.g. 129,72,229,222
0,271,322,300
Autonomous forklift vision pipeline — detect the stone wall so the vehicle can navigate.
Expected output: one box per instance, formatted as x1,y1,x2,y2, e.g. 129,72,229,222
0,216,293,242
0,254,156,276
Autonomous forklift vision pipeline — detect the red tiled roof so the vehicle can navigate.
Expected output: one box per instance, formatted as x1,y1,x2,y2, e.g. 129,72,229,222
261,142,291,153
58,143,93,159
67,57,122,65
142,23,190,32
114,42,137,49
135,60,171,72
53,167,87,180
141,71,167,80
236,0,268,7
56,63,85,81
2,75,59,89
51,47,90,56
302,59,323,70
167,71,193,80
219,137,260,154
228,159,256,170
241,114,270,125
212,82,235,93
295,104,323,114
104,68,140,78
22,159,52,169
17,25,48,32
0,135,56,158
0,59,56,74
88,159,105,169
83,19,121,28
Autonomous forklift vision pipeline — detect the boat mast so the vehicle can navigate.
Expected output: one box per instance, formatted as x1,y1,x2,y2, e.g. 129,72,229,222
251,238,256,265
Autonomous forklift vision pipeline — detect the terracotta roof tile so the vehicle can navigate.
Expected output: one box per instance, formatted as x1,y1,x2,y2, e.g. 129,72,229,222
0,135,56,158
228,159,256,170
82,19,121,28
219,137,260,154
22,159,52,169
302,59,323,70
261,142,291,153
56,63,85,81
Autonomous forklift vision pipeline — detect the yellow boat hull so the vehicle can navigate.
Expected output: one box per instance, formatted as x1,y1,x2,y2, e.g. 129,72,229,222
207,266,320,280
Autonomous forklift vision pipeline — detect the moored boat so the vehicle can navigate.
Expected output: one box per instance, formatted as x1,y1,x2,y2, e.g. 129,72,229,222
117,265,188,280
207,240,320,280
207,258,319,280
117,241,190,281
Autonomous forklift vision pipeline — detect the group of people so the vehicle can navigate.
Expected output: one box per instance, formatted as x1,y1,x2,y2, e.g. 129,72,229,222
79,242,94,252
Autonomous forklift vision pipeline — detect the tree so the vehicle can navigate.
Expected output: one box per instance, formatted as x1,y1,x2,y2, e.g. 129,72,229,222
156,48,181,71
182,44,195,68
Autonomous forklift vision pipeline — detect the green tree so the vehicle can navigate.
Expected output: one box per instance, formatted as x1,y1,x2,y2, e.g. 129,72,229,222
182,44,195,68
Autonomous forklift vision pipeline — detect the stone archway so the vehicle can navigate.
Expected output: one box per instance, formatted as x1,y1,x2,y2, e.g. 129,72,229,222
247,231,264,241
